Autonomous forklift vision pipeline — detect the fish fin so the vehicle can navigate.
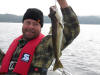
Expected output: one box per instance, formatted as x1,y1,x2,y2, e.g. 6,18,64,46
53,60,63,71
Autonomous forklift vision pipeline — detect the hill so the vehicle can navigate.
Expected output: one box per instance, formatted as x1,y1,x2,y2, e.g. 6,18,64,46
78,16,100,24
0,14,100,24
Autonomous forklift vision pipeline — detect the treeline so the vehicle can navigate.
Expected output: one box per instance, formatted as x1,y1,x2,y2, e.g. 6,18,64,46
78,16,100,24
0,14,100,24
0,14,50,23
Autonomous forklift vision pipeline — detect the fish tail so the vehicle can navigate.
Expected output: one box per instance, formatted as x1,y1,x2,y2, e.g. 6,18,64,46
53,60,63,71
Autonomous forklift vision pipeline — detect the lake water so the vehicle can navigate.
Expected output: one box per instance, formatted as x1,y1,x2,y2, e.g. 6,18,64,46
0,23,100,75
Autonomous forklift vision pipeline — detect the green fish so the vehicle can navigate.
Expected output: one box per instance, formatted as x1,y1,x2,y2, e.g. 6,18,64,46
49,6,64,71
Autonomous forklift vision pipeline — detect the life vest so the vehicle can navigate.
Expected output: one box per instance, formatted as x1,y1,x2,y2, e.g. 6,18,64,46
0,33,45,75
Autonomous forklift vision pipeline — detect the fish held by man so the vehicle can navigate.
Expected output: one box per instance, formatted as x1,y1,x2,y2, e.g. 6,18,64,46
49,6,64,71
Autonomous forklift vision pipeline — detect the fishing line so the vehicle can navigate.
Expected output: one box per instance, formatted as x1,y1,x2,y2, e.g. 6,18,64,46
55,0,57,6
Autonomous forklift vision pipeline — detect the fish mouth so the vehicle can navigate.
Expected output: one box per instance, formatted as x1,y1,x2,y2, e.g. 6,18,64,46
50,6,57,11
48,6,57,18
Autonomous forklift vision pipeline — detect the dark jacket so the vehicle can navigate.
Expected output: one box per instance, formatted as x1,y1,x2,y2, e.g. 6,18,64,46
0,6,80,75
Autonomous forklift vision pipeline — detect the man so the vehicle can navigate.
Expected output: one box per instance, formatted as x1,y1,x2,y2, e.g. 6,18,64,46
0,0,80,75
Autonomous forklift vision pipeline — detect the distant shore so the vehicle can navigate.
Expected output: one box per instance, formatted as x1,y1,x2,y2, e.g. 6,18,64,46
0,14,100,24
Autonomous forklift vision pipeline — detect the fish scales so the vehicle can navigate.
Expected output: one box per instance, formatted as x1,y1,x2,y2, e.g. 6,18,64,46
49,6,64,71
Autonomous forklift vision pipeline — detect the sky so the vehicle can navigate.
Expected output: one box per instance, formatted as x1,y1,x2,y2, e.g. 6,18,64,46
0,0,100,16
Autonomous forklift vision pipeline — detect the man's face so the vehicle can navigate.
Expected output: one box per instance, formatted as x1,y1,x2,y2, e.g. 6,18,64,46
22,19,41,41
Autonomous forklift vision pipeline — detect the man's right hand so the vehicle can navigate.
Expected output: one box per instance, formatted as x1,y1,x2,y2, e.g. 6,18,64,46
0,49,5,65
0,48,4,55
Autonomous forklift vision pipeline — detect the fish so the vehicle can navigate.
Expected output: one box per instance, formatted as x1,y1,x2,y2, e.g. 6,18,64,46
48,6,64,71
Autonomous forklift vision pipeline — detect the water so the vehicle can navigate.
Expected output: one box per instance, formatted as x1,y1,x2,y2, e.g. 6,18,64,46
0,23,100,75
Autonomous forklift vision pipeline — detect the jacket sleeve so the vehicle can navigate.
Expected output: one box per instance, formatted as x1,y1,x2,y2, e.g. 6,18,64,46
61,6,80,50
0,49,5,65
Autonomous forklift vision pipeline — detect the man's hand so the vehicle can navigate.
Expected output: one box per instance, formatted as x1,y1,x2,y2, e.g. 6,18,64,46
0,48,5,55
0,48,5,65
57,0,69,8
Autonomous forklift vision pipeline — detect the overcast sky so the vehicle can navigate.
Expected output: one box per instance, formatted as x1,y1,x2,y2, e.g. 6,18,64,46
0,0,100,16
